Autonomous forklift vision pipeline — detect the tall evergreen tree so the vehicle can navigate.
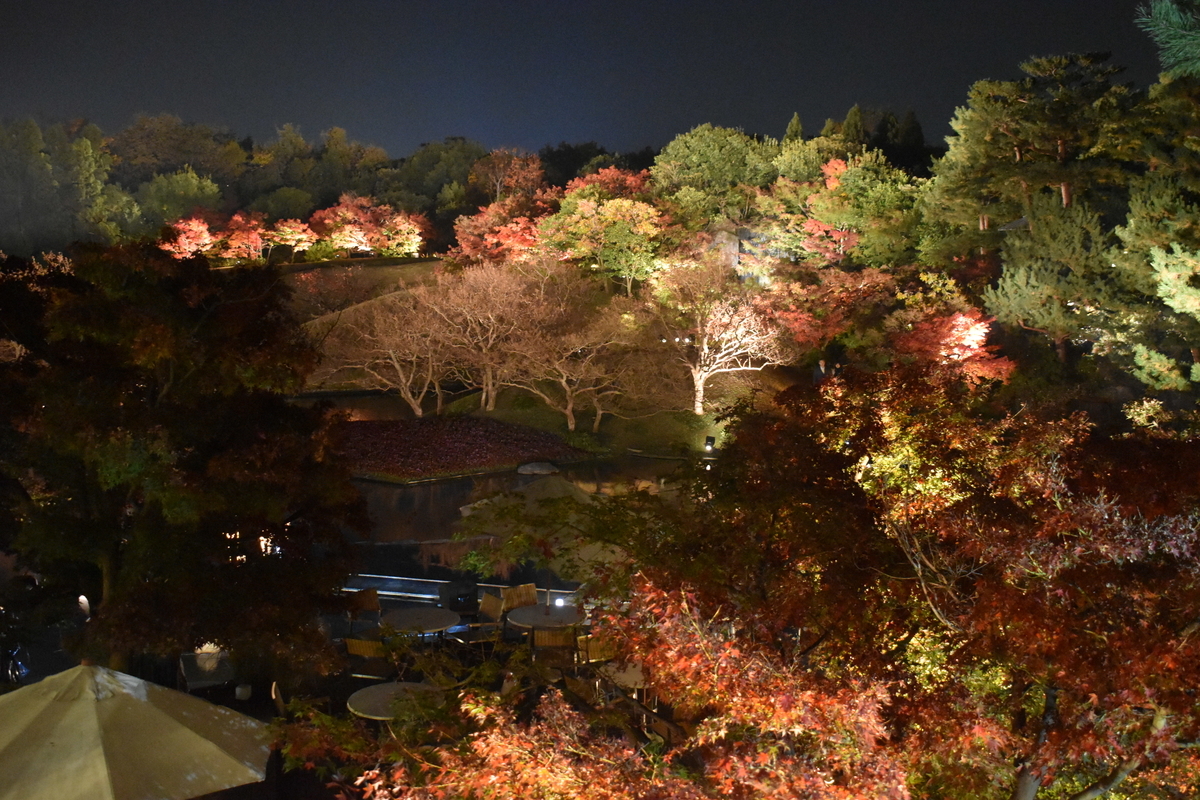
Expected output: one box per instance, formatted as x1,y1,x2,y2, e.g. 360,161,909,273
1138,0,1200,77
921,53,1140,261
869,111,899,152
841,104,869,147
783,112,804,143
984,196,1118,362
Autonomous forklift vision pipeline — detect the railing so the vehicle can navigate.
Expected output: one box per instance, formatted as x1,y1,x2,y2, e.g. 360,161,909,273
344,573,577,607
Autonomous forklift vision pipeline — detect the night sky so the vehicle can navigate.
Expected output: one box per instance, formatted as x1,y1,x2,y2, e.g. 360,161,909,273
2,0,1164,157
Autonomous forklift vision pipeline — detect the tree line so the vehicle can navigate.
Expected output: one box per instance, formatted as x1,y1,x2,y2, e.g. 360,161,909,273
8,3,1200,797
271,8,1200,797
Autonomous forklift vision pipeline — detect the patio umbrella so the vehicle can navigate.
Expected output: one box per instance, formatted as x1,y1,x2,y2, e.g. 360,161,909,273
0,664,271,800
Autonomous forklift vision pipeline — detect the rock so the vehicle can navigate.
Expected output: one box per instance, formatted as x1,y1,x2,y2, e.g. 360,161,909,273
517,461,559,475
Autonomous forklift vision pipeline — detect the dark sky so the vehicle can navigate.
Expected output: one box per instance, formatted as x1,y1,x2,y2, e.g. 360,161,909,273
1,0,1164,158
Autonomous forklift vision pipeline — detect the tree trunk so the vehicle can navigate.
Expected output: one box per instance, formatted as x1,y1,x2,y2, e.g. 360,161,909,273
98,550,116,610
96,549,130,672
479,367,496,411
692,371,707,415
1055,337,1068,364
1009,686,1059,800
399,387,424,417
1010,766,1044,800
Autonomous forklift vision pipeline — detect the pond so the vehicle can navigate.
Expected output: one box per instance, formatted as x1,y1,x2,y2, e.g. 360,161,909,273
353,454,684,545
302,391,690,579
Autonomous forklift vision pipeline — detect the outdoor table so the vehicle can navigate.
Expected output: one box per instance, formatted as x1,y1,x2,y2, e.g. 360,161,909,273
506,603,584,630
346,681,440,720
381,606,461,635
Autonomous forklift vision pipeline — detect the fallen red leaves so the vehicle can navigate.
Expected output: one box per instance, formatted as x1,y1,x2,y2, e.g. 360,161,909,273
334,416,587,480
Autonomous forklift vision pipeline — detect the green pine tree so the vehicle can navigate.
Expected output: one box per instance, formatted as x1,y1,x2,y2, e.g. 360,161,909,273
842,105,868,147
1138,0,1200,77
784,112,804,143
985,197,1115,362
921,53,1139,261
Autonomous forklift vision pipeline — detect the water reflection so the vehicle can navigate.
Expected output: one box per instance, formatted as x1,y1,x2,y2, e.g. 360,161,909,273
354,456,684,544
298,391,689,545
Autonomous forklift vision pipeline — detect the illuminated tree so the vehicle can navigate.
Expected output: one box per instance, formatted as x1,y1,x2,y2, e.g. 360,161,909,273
134,166,222,234
265,218,318,261
765,261,895,353
1138,0,1200,77
649,258,790,414
159,217,217,259
502,289,642,432
449,190,560,266
539,196,663,293
921,53,1138,260
410,264,546,411
562,166,650,198
984,196,1119,362
774,133,861,184
468,148,545,201
217,211,268,263
309,193,424,257
652,123,779,220
310,291,452,417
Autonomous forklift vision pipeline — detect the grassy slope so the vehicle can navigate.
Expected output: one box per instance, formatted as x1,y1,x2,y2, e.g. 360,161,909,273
293,257,743,478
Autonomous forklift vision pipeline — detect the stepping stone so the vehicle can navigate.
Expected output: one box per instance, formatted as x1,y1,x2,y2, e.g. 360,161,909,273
517,461,559,475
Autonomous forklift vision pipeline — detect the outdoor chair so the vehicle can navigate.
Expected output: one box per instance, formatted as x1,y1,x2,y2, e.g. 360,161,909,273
532,628,578,672
501,583,537,614
177,646,235,693
466,593,506,644
479,592,504,624
577,633,618,666
346,588,382,634
343,637,394,681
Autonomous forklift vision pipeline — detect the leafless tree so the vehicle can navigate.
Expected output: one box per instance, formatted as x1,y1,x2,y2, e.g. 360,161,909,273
502,296,641,432
307,293,452,416
649,258,791,414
